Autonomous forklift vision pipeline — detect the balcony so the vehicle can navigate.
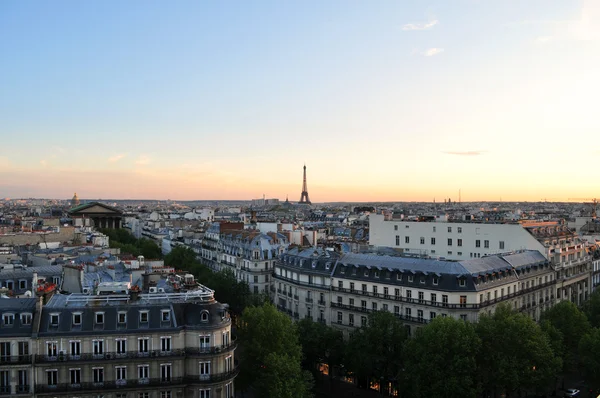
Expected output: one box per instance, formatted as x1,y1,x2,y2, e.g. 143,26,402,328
185,340,237,357
293,294,299,301
36,349,185,363
0,386,10,395
287,291,292,298
273,274,330,291
317,318,326,325
184,367,240,384
16,385,29,394
305,297,313,303
317,300,326,306
0,355,31,365
35,377,186,394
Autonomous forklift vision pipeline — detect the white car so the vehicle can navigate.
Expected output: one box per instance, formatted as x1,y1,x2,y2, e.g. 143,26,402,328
564,388,580,397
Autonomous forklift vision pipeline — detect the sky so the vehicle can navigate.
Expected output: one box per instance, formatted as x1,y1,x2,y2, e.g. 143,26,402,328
1,0,599,202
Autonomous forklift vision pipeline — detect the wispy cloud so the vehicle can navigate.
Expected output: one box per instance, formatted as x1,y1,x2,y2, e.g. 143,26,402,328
135,155,151,165
443,150,486,156
535,35,553,43
423,48,444,56
40,159,48,167
108,153,127,163
403,19,438,31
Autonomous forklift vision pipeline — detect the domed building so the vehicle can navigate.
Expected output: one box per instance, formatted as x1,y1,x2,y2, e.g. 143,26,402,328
71,192,80,208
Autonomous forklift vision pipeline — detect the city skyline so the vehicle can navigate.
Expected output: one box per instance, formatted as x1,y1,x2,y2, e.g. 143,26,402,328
1,0,599,202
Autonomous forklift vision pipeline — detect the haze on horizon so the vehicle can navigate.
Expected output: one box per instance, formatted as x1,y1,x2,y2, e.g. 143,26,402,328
1,1,598,203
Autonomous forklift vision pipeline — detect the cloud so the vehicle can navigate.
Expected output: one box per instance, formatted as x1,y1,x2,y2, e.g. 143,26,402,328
423,48,444,56
40,160,48,167
443,150,486,156
135,155,151,165
403,19,438,31
108,153,127,163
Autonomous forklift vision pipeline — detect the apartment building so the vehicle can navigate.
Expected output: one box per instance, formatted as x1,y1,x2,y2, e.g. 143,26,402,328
274,250,558,337
272,247,337,323
0,298,35,396
369,214,547,261
202,223,288,294
0,266,237,398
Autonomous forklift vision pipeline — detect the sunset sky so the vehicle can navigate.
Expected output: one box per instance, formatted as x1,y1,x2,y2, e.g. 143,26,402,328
1,1,598,202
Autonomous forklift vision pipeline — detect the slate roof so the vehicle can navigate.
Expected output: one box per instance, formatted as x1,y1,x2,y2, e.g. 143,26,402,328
0,297,36,337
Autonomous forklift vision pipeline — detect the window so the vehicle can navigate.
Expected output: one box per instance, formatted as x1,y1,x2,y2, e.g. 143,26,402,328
19,280,27,289
118,312,127,324
499,241,505,250
199,389,211,398
2,313,14,325
405,236,410,244
201,311,209,322
457,239,462,247
93,340,104,356
405,308,412,317
383,287,389,298
442,295,448,307
161,310,170,322
382,303,388,311
116,339,126,354
138,364,149,380
433,226,436,232
430,312,436,319
20,313,31,325
448,227,452,233
138,338,149,354
95,312,104,324
18,369,28,389
0,342,10,361
395,235,400,246
460,296,467,308
459,278,466,287
447,238,452,246
46,369,58,386
18,341,28,359
349,313,354,326
50,313,59,326
417,310,423,321
394,225,398,231
460,314,468,321
457,227,462,233
338,280,343,289
484,240,490,249
70,340,81,357
418,291,424,303
433,276,438,285
70,368,81,385
475,240,481,248
431,237,436,245
337,312,342,324
395,288,400,298
46,341,58,357
161,392,172,398
115,366,127,384
408,275,413,283
406,290,412,300
161,336,172,352
372,302,378,311
139,311,149,323
72,313,82,326
361,316,367,326
93,367,104,384
199,335,211,350
200,362,211,380
394,305,400,315
139,393,150,398
431,293,437,302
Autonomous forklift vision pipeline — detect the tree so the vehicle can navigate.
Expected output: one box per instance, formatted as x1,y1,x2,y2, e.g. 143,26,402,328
477,305,562,397
582,290,600,328
345,311,407,393
404,317,480,398
541,300,591,370
296,318,346,381
578,328,600,391
238,303,313,398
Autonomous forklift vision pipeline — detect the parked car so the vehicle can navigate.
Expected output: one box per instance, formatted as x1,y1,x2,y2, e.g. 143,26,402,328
564,388,580,397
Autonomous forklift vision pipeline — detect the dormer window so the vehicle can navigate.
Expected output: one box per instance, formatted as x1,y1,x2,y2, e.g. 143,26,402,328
459,278,466,287
72,313,82,326
20,313,32,325
139,311,149,323
364,269,369,277
118,312,127,324
420,278,425,284
201,311,209,322
408,275,413,283
325,262,331,270
161,310,170,322
95,312,104,324
50,314,59,326
374,271,379,278
433,277,439,285
397,273,402,281
2,313,14,326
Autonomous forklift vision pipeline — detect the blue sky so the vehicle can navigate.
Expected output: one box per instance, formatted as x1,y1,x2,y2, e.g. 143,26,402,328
1,1,598,201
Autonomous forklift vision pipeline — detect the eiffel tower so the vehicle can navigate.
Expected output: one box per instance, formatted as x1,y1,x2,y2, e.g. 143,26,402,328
299,164,311,205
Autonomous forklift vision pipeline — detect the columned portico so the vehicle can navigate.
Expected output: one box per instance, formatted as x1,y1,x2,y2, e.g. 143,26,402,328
69,202,124,230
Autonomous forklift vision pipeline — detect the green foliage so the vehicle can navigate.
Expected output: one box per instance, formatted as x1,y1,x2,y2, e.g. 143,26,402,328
477,305,561,396
296,318,346,377
578,328,600,390
239,303,313,398
100,228,162,259
582,290,600,328
345,311,407,391
404,317,480,398
541,300,591,370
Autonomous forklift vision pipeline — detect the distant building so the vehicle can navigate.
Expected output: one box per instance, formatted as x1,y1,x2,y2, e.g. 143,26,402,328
69,202,123,229
71,193,80,208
